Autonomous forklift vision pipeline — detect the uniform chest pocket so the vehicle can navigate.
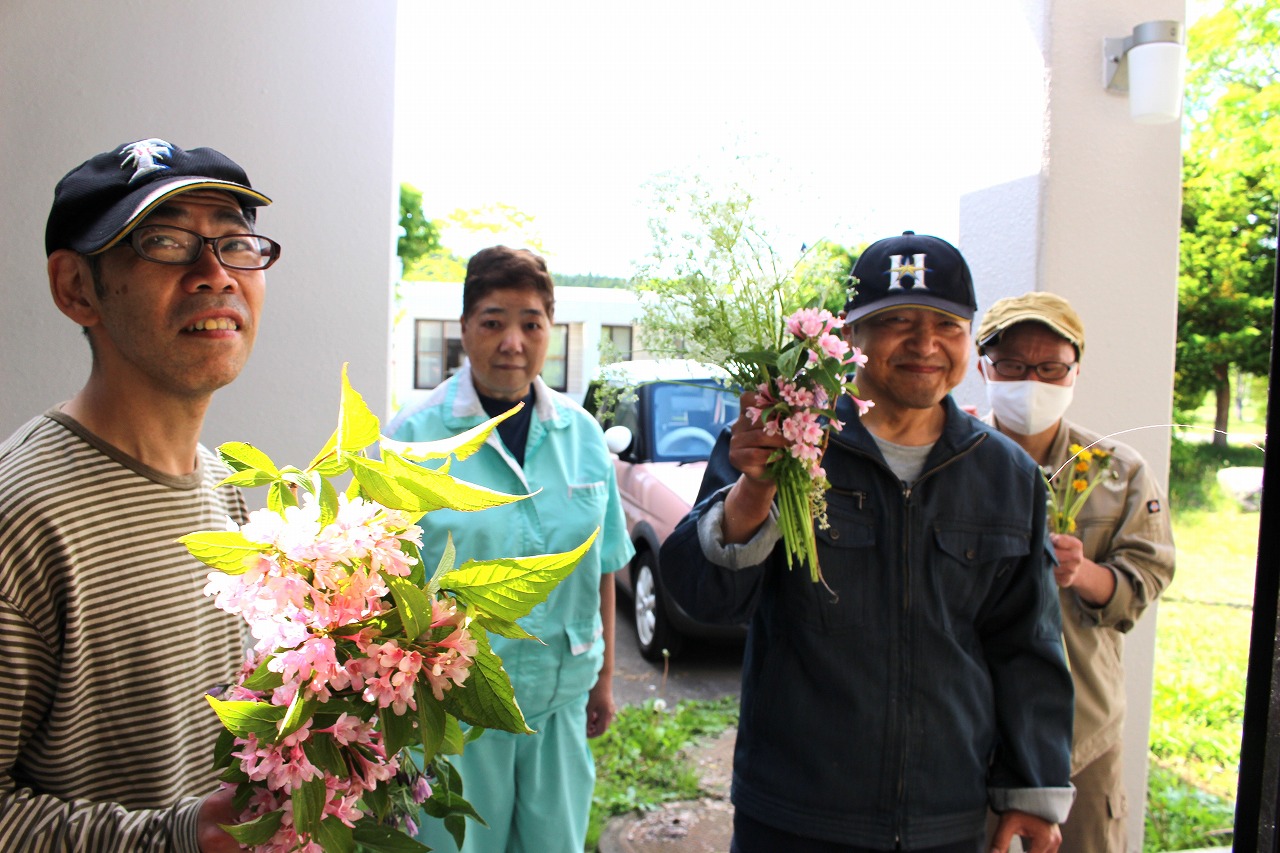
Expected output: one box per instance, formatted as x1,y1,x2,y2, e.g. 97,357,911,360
798,505,880,631
930,525,1030,627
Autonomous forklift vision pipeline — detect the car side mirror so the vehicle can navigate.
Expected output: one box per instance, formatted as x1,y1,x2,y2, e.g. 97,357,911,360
604,425,634,456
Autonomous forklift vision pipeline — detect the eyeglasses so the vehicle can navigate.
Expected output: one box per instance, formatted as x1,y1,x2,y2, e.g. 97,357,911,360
983,355,1077,381
126,224,281,270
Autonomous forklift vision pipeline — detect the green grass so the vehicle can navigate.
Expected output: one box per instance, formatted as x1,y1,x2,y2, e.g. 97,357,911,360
1145,441,1263,851
586,697,739,850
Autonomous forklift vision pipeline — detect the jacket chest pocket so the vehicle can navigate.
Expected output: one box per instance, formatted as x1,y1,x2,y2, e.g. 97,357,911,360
929,525,1030,630
794,503,881,631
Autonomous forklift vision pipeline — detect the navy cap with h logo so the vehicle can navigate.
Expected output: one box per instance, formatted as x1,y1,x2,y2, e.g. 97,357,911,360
844,231,977,323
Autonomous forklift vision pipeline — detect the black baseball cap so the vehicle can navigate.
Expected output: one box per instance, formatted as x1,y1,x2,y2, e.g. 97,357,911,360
844,231,977,323
45,137,271,256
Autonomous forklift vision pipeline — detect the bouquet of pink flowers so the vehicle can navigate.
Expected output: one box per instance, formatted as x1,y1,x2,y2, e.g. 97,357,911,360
630,180,871,585
182,367,593,853
741,307,870,582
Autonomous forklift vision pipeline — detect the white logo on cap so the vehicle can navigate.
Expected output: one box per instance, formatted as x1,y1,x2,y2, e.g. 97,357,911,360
887,253,929,291
118,138,174,183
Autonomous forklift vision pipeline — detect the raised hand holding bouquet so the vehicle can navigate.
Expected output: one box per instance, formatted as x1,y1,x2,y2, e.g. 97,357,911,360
182,367,593,853
632,177,869,583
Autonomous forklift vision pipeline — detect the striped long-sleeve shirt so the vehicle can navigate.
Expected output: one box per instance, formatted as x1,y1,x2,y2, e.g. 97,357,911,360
0,412,247,853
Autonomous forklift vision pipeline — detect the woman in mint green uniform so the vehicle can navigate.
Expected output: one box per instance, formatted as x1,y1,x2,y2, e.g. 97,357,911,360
390,246,634,853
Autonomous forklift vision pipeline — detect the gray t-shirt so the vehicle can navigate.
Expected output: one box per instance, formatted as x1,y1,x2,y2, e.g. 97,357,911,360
870,433,935,484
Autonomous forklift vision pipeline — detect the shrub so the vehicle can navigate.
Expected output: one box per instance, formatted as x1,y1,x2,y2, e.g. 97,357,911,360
1168,437,1265,510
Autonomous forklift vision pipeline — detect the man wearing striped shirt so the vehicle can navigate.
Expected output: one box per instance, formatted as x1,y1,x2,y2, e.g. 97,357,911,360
0,139,281,852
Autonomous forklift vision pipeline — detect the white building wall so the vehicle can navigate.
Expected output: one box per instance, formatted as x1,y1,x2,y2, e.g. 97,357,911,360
390,282,641,414
0,1,399,468
961,1,1184,848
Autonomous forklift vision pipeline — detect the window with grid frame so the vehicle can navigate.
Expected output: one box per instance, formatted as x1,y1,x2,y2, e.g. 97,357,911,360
414,319,464,389
602,325,633,361
541,323,570,391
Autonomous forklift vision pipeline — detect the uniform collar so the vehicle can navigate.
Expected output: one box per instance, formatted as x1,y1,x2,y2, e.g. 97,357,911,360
447,363,564,428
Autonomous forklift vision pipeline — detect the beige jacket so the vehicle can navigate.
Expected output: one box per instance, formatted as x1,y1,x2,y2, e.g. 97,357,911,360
1046,420,1176,774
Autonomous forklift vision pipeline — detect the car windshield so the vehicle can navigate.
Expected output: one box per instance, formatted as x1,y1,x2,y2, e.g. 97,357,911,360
649,381,740,462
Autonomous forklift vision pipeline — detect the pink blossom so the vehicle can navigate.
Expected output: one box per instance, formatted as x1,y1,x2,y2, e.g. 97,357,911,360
785,307,837,339
789,442,823,464
326,790,366,827
852,396,876,417
267,746,323,792
846,346,868,367
778,382,816,409
324,712,376,747
412,774,433,803
817,333,849,360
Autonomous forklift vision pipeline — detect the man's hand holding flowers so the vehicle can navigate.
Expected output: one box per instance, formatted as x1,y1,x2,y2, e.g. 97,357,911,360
720,390,793,545
1049,532,1117,606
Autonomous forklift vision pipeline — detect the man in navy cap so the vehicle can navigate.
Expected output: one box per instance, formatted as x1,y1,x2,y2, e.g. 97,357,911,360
0,138,281,852
662,232,1075,852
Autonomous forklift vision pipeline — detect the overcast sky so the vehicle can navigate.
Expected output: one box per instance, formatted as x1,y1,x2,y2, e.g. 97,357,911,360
394,1,1191,277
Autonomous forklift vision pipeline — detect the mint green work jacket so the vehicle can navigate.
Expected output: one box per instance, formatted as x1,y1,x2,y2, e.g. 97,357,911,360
389,366,634,719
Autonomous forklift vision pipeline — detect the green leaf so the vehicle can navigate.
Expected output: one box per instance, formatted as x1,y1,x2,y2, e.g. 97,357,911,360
292,774,328,835
427,534,458,595
381,703,417,758
317,475,340,527
442,713,467,755
306,365,382,475
363,781,391,821
380,403,523,463
267,480,299,513
403,537,426,587
218,468,280,489
178,530,263,575
206,696,287,738
352,821,434,852
278,690,318,742
211,728,236,770
221,809,283,847
385,575,432,641
218,441,281,477
313,816,355,853
440,629,530,734
348,454,530,515
442,530,598,621
776,344,804,380
303,732,347,776
470,611,537,641
414,682,446,757
241,656,285,692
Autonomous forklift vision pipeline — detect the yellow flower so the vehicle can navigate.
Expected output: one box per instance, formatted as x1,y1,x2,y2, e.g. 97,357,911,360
1072,478,1088,493
1075,460,1090,473
1077,449,1093,465
1069,443,1085,455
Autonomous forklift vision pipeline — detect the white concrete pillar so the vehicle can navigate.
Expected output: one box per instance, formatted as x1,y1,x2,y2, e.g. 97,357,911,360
962,1,1184,849
0,1,399,468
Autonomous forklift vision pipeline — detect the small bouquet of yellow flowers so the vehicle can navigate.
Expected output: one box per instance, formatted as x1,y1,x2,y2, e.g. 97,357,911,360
1045,443,1115,534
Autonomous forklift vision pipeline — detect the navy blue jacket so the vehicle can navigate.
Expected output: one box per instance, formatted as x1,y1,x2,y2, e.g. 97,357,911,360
659,395,1074,848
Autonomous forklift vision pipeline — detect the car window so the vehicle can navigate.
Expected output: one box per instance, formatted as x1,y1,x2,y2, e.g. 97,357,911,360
650,382,739,462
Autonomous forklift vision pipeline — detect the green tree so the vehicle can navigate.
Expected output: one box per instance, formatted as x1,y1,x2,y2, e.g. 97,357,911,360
1175,0,1279,446
398,183,442,269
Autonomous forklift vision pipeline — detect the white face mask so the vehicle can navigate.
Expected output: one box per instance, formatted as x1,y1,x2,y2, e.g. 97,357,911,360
985,379,1074,435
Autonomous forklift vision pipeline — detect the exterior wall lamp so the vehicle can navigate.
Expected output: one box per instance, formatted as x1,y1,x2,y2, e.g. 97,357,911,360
1104,20,1186,124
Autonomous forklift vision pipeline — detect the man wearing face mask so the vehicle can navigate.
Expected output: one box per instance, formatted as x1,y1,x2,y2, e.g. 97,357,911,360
976,292,1175,853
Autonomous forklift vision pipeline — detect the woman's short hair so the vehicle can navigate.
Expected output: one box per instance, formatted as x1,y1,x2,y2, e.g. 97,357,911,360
462,246,555,319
